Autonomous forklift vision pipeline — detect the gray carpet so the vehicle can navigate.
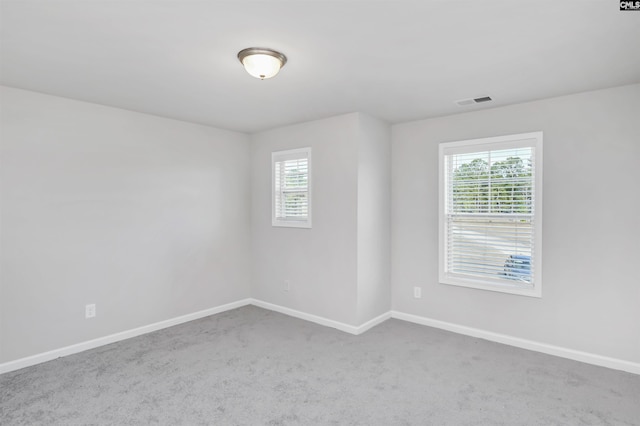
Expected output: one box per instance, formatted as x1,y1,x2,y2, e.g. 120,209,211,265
1,306,639,425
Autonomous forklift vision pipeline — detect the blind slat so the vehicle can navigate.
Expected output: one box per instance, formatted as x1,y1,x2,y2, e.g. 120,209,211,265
275,155,309,220
444,146,536,285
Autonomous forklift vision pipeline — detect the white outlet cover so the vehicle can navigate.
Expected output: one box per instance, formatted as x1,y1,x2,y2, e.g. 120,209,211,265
414,287,422,299
85,304,96,318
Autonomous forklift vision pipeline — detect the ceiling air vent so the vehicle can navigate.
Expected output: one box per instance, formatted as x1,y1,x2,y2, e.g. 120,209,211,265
455,96,493,107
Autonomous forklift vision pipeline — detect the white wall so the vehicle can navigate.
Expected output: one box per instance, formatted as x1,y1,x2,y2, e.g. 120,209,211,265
250,112,391,327
356,114,391,324
3,82,636,369
251,114,360,325
0,86,251,363
391,84,640,364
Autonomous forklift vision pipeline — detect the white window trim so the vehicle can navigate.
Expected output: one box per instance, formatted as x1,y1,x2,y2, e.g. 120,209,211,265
272,147,312,228
439,132,543,298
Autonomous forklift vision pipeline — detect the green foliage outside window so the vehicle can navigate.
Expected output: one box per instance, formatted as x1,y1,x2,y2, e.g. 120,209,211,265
452,156,532,214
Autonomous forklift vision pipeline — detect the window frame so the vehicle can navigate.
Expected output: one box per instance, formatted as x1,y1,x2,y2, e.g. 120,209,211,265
439,132,543,297
272,147,312,229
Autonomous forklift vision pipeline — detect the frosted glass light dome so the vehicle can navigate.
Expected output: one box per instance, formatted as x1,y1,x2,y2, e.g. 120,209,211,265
238,48,287,80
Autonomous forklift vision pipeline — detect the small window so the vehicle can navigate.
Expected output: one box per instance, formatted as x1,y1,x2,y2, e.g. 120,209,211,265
439,132,543,297
272,147,312,228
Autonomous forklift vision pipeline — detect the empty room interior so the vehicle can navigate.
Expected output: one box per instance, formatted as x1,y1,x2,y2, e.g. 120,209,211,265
1,1,639,424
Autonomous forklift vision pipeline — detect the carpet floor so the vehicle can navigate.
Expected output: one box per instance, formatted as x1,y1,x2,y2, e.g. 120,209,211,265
1,305,639,425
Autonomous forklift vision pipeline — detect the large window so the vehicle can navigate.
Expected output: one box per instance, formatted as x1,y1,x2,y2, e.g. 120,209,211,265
272,147,312,228
439,132,542,297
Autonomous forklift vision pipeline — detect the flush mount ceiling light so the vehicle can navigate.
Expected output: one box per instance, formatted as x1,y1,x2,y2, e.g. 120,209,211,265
237,47,287,80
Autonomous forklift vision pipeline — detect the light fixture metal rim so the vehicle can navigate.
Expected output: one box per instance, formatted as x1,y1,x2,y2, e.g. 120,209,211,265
237,47,287,67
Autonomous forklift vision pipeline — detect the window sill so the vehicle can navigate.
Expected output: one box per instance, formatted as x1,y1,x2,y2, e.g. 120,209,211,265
440,275,541,298
272,220,312,229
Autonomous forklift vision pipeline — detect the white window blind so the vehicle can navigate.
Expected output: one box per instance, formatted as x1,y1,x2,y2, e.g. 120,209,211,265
439,132,542,297
272,148,312,228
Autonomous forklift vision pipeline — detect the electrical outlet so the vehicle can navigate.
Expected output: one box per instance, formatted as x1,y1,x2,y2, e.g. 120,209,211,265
85,304,96,318
413,287,422,299
284,280,290,292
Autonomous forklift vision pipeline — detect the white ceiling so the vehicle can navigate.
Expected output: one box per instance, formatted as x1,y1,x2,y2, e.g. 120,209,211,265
1,0,639,133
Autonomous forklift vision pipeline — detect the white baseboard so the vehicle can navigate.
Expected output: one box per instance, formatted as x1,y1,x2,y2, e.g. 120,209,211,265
251,299,358,333
0,298,387,375
357,310,392,334
391,310,640,375
250,298,391,335
0,298,252,375
3,300,637,376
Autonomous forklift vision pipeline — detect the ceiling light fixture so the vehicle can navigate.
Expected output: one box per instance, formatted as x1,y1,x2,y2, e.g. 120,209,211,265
237,47,287,80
